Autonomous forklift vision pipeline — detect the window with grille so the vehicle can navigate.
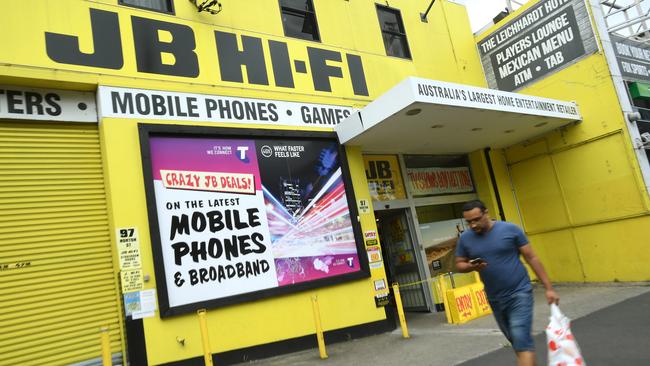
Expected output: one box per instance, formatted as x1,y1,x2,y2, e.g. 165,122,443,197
280,0,320,41
376,5,411,59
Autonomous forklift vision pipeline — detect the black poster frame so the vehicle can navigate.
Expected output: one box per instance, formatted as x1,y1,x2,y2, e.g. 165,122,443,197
138,123,370,317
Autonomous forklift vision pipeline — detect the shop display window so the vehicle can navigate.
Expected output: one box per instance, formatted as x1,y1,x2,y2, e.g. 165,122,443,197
415,202,472,310
416,203,466,274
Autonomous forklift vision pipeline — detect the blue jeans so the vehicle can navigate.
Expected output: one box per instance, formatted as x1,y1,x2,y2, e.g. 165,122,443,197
488,289,535,352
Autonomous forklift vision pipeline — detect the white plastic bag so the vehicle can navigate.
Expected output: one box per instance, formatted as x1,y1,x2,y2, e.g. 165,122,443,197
546,303,585,366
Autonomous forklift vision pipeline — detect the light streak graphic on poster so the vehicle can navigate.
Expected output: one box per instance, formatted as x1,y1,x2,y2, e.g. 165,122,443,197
147,135,361,311
256,139,360,286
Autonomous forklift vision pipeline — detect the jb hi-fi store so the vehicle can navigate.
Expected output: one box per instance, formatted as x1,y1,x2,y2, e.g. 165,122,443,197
0,80,579,365
340,77,581,312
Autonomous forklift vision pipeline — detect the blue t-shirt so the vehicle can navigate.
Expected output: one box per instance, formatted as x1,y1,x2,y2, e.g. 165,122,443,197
455,221,531,300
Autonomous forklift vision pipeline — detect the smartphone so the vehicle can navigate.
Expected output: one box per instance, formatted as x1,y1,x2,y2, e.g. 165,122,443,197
469,258,485,265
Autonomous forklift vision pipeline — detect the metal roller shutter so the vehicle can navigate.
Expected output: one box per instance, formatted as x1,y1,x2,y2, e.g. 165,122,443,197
0,122,124,366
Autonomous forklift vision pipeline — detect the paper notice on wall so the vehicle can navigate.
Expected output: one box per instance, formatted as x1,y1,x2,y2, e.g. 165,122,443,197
123,292,140,316
120,269,144,293
367,246,382,263
374,279,387,291
116,227,141,270
358,199,370,214
364,230,377,240
374,292,390,307
131,289,157,319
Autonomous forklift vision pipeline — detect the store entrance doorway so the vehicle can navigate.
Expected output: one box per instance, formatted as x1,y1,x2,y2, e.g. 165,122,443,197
376,209,429,312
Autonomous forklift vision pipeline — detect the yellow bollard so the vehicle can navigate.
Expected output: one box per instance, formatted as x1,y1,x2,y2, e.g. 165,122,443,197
100,326,111,366
392,283,410,338
439,276,452,324
197,309,214,366
311,295,328,359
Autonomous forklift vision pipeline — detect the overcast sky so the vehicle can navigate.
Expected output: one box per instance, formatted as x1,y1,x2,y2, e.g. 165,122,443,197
461,0,526,32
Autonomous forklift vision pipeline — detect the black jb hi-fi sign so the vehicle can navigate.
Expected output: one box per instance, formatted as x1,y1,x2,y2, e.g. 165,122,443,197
43,8,369,97
478,0,597,92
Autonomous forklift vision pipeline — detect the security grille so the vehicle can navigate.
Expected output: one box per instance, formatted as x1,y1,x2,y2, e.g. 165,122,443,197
0,122,123,366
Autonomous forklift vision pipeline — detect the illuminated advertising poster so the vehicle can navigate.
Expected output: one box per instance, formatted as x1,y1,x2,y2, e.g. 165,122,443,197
257,139,361,286
141,126,367,316
150,137,277,308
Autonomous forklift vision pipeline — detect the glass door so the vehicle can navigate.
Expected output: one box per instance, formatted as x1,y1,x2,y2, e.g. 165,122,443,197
377,209,429,311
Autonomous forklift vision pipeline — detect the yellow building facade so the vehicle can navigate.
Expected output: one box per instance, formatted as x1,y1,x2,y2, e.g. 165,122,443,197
475,0,650,283
0,1,648,365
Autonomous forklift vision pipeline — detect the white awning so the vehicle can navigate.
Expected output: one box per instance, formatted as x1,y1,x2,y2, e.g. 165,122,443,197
336,77,582,154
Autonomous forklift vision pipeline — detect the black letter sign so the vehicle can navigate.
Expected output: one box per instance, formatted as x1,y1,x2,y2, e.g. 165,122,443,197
307,47,343,92
131,16,200,78
215,31,269,85
45,8,123,69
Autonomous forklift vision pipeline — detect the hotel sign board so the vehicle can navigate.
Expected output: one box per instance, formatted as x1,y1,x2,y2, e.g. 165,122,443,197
478,0,597,91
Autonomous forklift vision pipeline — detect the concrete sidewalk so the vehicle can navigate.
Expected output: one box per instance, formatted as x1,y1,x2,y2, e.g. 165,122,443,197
459,289,650,365
241,284,650,366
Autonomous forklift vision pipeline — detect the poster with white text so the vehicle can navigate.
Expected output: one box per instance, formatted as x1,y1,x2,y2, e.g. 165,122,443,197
146,133,363,313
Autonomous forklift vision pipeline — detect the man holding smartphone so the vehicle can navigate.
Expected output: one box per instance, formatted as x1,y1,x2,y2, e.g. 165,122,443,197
455,200,559,366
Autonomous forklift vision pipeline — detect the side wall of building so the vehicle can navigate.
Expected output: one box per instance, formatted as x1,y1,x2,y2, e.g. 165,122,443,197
477,0,650,282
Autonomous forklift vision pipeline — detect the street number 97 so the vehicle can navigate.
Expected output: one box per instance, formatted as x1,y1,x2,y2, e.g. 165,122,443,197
120,228,135,238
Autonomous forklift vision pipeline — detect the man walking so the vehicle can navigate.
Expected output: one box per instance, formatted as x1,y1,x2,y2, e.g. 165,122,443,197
455,200,559,366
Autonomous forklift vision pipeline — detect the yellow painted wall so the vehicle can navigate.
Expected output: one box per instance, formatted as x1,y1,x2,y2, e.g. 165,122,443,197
476,0,650,282
100,117,390,364
0,0,484,104
0,1,489,363
467,150,499,216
